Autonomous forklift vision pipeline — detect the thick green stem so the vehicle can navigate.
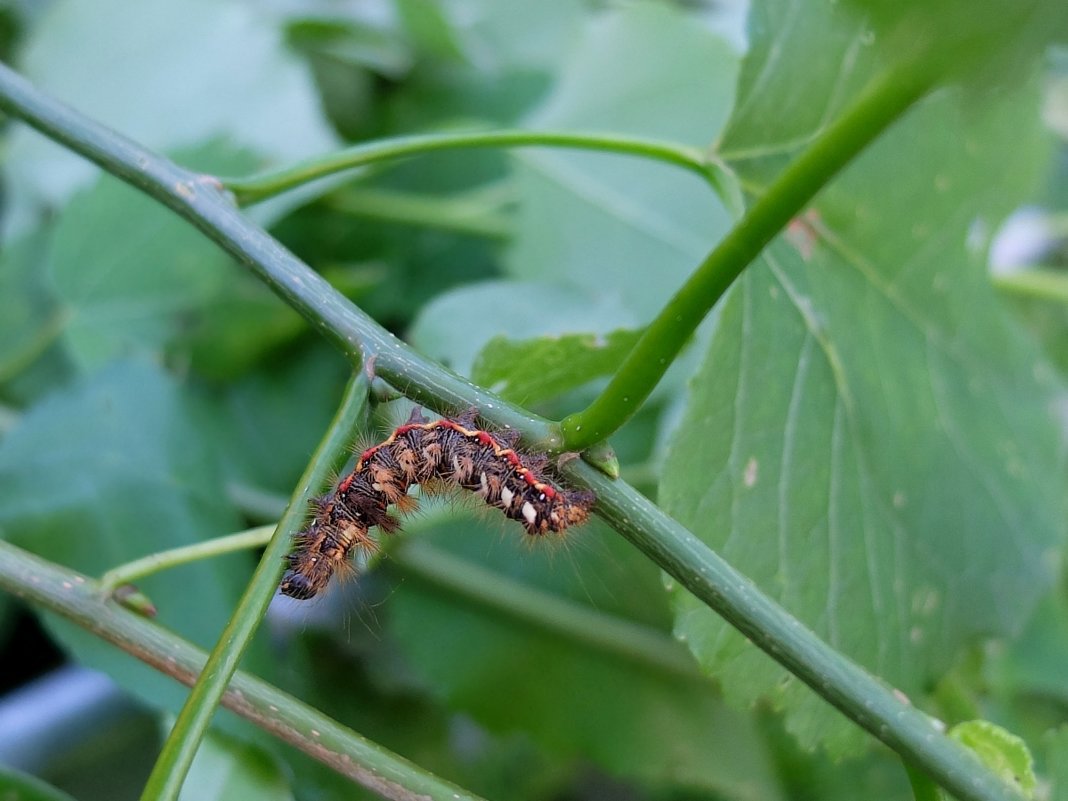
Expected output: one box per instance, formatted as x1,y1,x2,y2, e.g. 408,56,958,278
0,541,483,801
0,63,557,450
222,130,710,205
559,58,941,450
141,371,370,801
560,459,1022,801
0,63,1027,801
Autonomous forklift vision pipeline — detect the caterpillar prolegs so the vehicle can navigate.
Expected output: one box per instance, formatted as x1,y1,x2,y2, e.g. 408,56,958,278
279,408,595,600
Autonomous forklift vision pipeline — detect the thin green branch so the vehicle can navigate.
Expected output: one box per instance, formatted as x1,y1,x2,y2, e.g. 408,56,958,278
0,63,559,450
142,371,370,801
99,525,275,593
222,130,711,206
0,541,484,801
559,57,942,450
0,63,1028,801
95,507,703,684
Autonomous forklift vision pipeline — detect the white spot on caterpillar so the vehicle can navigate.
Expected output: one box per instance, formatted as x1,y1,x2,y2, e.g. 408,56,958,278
522,502,537,526
479,472,489,496
501,486,514,508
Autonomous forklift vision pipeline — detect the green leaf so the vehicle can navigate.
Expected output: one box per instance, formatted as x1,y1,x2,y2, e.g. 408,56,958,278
717,0,881,189
842,0,1068,90
384,510,785,798
5,0,336,233
179,727,294,801
990,589,1068,705
0,765,77,801
946,721,1036,799
0,360,254,712
277,632,566,801
45,142,259,370
409,280,638,377
472,328,641,406
285,14,413,77
432,0,588,72
177,273,309,381
0,227,62,383
395,0,466,64
503,1,738,319
210,343,349,496
661,1,1064,754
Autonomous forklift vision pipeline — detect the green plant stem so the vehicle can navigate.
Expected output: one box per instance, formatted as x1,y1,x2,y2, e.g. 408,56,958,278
561,458,1021,801
0,541,483,801
992,268,1068,304
141,371,370,801
0,64,558,451
222,130,710,205
92,513,703,684
0,63,1027,801
99,525,275,593
392,538,702,681
559,58,942,450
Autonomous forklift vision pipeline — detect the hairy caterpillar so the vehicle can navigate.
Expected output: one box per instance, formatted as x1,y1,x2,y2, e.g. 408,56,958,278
279,408,595,600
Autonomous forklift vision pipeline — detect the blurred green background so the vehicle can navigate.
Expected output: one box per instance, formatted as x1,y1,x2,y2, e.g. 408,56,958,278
1,1,1068,800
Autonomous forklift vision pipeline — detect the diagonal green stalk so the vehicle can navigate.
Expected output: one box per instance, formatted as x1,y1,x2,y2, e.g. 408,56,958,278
221,129,711,205
0,540,484,801
99,525,275,593
86,510,704,685
0,63,1028,801
0,64,559,451
558,57,942,450
560,458,1018,801
141,371,370,801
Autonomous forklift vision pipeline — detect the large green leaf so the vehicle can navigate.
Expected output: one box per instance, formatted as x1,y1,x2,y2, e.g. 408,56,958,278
471,327,641,406
503,1,738,320
45,142,260,370
384,510,784,798
4,0,336,234
0,360,254,712
41,143,260,371
276,631,566,801
661,0,1064,754
209,343,349,497
990,588,1068,706
0,228,59,382
409,280,638,378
